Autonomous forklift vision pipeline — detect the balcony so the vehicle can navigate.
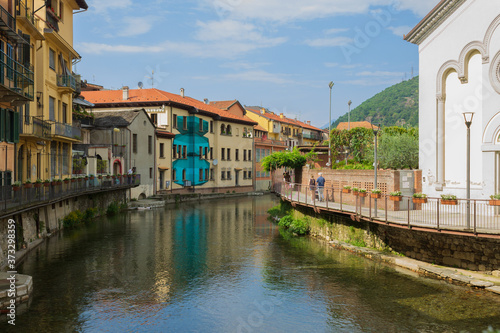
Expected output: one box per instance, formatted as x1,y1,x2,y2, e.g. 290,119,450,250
17,1,44,40
0,5,27,45
0,49,34,105
45,7,59,32
57,73,77,92
50,121,81,141
254,137,288,147
17,0,34,25
302,133,322,141
20,116,51,140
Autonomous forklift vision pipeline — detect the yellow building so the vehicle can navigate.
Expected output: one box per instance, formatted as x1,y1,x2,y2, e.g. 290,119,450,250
26,0,87,181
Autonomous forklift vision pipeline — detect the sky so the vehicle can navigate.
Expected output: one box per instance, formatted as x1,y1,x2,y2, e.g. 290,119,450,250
73,0,439,128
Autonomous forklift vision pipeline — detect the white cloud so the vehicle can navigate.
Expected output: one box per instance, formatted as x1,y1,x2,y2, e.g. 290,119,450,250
324,62,339,68
78,42,164,54
387,25,412,37
208,0,437,22
224,70,293,84
341,78,401,86
325,28,350,35
305,37,353,47
88,0,133,14
118,16,156,37
220,62,271,70
356,71,404,77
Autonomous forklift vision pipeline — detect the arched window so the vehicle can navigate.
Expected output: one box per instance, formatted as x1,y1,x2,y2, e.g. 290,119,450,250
227,125,232,135
220,124,226,134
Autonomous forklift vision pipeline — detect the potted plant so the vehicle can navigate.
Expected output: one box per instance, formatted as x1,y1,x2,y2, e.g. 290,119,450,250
371,189,382,198
342,185,351,194
34,179,43,188
89,174,95,180
358,188,368,197
56,179,63,185
352,187,359,196
70,177,77,183
51,179,58,186
24,180,32,189
63,178,70,184
98,174,103,179
12,181,21,191
389,191,403,201
77,176,83,182
106,174,111,179
489,194,500,206
413,193,428,204
43,179,51,187
441,194,458,205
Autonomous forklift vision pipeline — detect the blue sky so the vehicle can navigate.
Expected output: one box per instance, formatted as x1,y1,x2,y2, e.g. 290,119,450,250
73,0,438,128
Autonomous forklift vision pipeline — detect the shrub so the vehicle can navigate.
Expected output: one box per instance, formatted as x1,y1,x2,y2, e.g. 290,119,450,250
343,185,351,190
371,189,381,194
390,191,402,196
106,202,120,216
358,188,367,193
289,217,310,235
83,208,98,223
441,194,457,200
62,210,84,228
278,215,294,228
413,193,427,198
490,194,500,200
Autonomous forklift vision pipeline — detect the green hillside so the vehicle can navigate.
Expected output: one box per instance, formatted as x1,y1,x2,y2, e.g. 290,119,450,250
333,76,419,128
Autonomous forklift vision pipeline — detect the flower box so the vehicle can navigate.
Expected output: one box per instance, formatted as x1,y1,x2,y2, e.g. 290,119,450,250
43,182,50,188
12,185,20,191
413,198,428,204
342,189,351,194
89,176,95,180
489,200,500,206
359,192,367,197
64,179,70,184
441,199,458,205
371,193,381,199
390,196,402,202
24,183,32,189
71,178,76,183
34,183,42,188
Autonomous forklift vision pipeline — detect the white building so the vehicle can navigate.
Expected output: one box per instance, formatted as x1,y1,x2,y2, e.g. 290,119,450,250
405,0,500,199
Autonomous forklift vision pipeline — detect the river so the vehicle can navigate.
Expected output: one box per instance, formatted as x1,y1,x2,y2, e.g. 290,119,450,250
2,195,500,332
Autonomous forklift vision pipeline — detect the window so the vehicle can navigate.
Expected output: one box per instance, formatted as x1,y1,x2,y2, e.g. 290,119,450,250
199,118,203,131
227,125,232,135
59,1,64,21
49,48,56,70
151,114,158,126
227,171,231,180
49,96,55,121
243,150,247,161
182,169,186,181
199,146,203,159
243,171,247,179
221,148,225,160
248,171,252,178
62,103,67,123
173,144,177,158
150,168,153,179
173,114,177,128
160,143,165,158
248,150,252,161
220,124,225,134
204,147,208,159
199,169,203,181
183,145,187,159
227,148,231,161
210,121,213,133
148,136,152,154
205,169,209,180
235,149,239,161
221,170,225,180
0,109,19,143
210,168,214,180
210,147,213,160
133,134,137,153
172,169,177,181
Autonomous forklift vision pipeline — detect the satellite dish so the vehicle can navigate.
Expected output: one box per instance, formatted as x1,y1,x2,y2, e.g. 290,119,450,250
213,159,218,166
138,82,144,89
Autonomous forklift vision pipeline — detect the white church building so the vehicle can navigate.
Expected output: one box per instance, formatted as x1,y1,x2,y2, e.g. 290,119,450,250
405,0,500,200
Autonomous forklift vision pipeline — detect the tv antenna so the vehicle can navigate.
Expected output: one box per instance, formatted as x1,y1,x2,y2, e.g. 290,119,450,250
147,70,155,88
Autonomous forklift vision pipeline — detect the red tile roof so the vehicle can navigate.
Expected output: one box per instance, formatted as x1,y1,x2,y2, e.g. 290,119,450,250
209,100,238,110
336,121,378,130
253,124,267,132
245,106,322,132
82,89,257,126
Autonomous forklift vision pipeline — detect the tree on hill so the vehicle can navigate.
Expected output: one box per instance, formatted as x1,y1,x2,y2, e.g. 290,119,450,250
332,76,419,128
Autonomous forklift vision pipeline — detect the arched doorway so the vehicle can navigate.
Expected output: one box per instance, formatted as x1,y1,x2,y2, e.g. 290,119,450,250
113,159,122,175
17,145,24,181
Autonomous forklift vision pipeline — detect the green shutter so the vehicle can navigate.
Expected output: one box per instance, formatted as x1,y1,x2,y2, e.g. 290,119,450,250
0,109,5,142
5,110,11,142
13,111,19,143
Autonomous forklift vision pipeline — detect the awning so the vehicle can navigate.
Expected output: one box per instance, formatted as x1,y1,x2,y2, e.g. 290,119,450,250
158,167,169,170
73,98,95,107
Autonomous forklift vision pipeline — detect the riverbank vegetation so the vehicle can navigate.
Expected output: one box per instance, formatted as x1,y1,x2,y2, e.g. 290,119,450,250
267,201,310,236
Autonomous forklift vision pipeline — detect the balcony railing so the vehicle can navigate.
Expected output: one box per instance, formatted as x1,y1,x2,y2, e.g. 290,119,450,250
45,8,59,31
0,175,141,218
302,133,322,140
17,0,34,25
0,49,34,101
254,137,288,146
21,116,51,139
0,5,15,33
50,121,81,140
57,74,77,91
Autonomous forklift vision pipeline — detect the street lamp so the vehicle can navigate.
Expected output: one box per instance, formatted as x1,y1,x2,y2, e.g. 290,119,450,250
328,81,334,167
371,123,380,218
348,100,352,130
463,112,474,230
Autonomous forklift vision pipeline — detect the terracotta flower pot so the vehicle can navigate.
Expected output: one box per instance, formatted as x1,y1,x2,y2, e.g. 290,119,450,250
390,196,402,202
342,189,351,194
489,200,500,206
24,183,32,189
13,186,20,191
413,198,428,204
441,199,458,205
371,193,381,199
34,183,42,188
359,192,367,197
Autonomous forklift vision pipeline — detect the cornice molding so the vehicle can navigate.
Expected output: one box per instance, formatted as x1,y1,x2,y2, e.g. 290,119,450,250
405,0,467,45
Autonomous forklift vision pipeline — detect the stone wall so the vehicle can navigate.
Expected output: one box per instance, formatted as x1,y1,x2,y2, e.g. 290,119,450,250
294,206,500,272
0,189,128,270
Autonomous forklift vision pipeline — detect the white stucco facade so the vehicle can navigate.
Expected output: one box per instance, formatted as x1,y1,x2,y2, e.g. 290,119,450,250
407,0,500,199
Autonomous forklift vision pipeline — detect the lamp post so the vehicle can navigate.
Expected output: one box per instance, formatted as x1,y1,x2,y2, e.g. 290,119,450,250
463,112,474,230
328,81,334,167
371,123,380,218
348,100,352,130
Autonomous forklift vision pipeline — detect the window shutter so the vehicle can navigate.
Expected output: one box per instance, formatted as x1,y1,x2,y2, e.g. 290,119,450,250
0,108,5,141
23,34,30,67
5,110,11,142
13,111,19,143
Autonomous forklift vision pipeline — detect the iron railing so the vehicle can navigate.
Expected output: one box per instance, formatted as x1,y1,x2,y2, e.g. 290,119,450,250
0,175,141,217
21,116,51,139
276,182,500,235
57,74,77,91
0,4,15,32
17,0,34,25
0,49,34,99
50,121,81,140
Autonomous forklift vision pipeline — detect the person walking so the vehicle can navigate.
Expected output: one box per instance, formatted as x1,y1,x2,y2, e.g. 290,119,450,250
309,175,316,201
316,172,325,202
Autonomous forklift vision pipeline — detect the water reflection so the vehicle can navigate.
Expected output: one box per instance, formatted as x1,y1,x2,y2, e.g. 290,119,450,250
2,195,500,333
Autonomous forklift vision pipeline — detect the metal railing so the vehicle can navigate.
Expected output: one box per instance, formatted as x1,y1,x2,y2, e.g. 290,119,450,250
17,0,34,25
0,5,15,32
0,49,34,99
276,182,500,235
302,133,322,140
254,137,288,146
57,74,77,91
0,175,141,217
21,116,51,139
50,121,81,140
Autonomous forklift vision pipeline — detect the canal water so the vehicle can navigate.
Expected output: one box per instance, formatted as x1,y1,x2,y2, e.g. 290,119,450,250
2,195,500,332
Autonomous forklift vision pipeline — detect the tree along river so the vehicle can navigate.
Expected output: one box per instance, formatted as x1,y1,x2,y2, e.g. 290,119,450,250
2,195,500,332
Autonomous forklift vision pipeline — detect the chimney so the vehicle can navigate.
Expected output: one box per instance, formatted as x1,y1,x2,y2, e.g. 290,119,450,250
307,121,311,125
204,98,209,105
122,86,129,100
180,88,185,98
261,108,265,115
280,113,284,119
